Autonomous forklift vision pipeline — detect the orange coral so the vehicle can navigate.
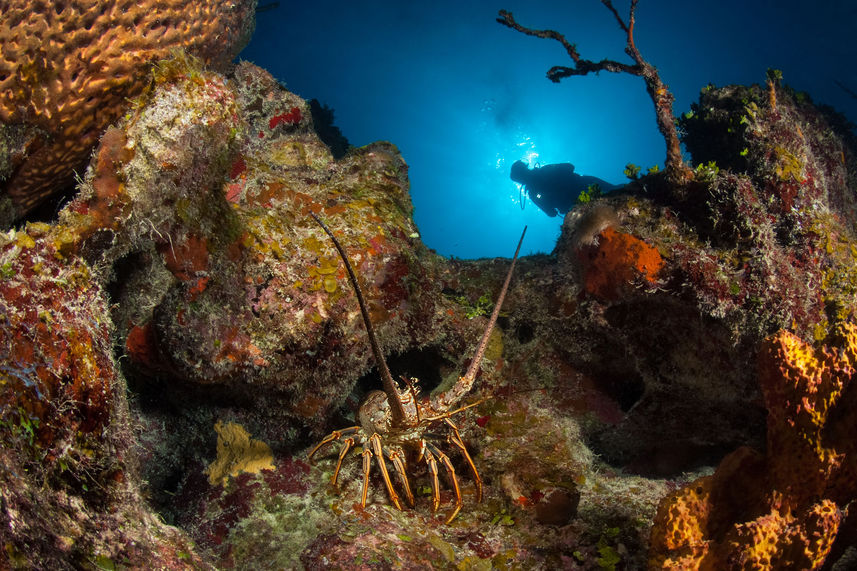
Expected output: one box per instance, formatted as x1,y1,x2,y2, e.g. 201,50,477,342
650,323,857,569
577,227,664,300
0,0,255,217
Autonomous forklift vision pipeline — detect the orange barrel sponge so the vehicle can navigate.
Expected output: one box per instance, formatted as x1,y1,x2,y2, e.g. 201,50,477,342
649,323,857,569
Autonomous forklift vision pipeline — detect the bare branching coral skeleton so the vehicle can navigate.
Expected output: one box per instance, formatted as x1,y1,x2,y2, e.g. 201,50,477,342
308,212,526,523
497,0,692,182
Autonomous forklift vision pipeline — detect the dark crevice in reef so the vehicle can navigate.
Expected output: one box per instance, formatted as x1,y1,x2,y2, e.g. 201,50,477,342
577,297,767,477
14,182,77,225
514,321,536,344
353,346,458,403
105,250,145,305
582,339,646,414
122,367,234,519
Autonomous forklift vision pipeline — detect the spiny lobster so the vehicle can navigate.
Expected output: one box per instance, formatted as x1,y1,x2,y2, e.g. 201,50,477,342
308,211,526,523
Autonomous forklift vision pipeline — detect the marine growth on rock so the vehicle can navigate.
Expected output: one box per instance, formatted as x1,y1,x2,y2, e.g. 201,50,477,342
1,5,857,567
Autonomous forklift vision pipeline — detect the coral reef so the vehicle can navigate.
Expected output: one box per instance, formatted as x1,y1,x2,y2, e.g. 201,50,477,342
0,51,674,568
0,0,256,221
61,57,463,445
171,390,663,569
669,79,857,344
0,226,205,567
644,80,857,569
649,322,857,568
2,21,857,568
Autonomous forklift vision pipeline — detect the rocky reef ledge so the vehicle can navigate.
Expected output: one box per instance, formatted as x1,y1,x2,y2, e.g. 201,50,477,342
2,53,857,569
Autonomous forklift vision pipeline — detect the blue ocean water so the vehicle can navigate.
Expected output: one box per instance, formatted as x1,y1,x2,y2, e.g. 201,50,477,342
242,1,857,259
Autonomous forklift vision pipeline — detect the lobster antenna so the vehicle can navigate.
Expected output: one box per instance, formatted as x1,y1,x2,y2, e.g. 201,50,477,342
310,212,407,423
461,226,527,386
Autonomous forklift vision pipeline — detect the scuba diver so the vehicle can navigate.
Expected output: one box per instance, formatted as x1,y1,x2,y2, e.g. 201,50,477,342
510,160,619,217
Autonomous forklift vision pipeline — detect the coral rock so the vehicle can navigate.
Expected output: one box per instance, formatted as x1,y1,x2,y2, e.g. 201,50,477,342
63,60,446,437
0,227,204,568
16,52,853,568
0,0,255,218
0,225,114,456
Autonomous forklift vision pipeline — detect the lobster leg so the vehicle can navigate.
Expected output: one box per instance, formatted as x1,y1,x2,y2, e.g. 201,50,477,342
369,433,402,510
361,446,372,507
331,436,355,487
429,443,463,524
445,418,483,502
422,441,442,513
307,426,360,460
386,447,415,507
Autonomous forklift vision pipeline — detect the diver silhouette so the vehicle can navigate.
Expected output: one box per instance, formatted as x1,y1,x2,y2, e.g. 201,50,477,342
510,160,619,217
